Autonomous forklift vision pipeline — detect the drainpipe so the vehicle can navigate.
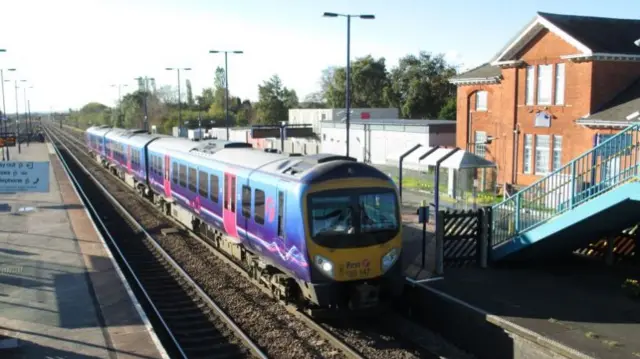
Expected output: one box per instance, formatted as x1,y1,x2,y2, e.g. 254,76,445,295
467,95,472,152
512,66,520,185
512,123,520,186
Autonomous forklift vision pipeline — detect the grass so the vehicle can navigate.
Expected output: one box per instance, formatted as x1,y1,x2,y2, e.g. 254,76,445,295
392,175,504,205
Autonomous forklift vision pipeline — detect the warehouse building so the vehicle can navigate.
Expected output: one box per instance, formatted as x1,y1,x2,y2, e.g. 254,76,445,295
288,108,399,134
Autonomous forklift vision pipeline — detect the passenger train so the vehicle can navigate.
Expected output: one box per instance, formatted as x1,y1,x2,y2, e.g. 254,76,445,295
85,125,404,311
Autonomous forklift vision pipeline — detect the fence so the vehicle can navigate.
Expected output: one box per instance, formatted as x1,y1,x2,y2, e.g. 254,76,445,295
435,207,490,271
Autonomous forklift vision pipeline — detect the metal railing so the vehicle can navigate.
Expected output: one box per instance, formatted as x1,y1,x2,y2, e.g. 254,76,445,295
491,123,640,247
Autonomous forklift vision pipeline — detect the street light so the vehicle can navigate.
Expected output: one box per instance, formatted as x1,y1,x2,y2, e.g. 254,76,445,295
111,83,128,127
0,67,16,160
12,79,27,153
22,84,33,146
323,12,375,157
135,76,155,132
209,50,243,140
166,67,191,137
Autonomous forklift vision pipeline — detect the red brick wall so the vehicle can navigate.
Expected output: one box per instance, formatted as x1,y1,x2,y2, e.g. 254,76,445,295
455,28,637,188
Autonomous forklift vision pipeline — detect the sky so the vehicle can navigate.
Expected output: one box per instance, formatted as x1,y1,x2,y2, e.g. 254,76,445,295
0,0,639,113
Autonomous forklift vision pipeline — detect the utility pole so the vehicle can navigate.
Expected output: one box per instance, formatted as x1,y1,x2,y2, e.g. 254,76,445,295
209,50,243,140
323,12,375,157
165,68,191,137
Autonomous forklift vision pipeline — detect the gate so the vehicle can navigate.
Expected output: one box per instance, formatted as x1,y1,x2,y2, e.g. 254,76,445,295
436,207,490,269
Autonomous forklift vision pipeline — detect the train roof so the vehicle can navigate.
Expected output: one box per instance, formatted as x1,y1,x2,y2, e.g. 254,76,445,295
86,125,113,136
148,137,252,154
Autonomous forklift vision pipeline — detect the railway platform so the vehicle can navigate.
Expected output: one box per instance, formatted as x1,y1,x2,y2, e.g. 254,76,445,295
400,200,640,359
0,142,168,358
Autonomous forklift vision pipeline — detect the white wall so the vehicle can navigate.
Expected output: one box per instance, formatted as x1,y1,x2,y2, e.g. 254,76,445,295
321,124,455,164
288,108,400,134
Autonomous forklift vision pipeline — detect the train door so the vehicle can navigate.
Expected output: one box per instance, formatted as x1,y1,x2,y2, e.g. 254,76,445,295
275,183,287,249
126,145,132,173
223,172,239,238
163,155,171,198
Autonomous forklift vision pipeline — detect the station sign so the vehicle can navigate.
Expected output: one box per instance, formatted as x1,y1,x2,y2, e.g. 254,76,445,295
0,161,50,193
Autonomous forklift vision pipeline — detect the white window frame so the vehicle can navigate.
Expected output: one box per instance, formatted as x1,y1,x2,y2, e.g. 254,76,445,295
475,91,487,111
523,134,533,174
475,131,487,158
534,134,551,175
555,63,565,105
552,135,562,171
525,66,535,105
537,64,553,105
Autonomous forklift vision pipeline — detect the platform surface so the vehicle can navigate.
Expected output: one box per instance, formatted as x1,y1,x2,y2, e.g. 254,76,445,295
0,142,167,358
399,193,640,359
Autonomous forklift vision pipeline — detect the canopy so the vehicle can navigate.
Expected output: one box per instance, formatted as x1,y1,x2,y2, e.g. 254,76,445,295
386,145,496,170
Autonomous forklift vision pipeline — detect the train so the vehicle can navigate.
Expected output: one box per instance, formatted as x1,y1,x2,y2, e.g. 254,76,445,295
84,125,404,312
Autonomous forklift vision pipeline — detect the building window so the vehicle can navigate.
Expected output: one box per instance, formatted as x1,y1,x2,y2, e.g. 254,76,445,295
534,135,550,175
523,134,533,174
254,189,266,225
475,91,487,111
474,131,487,158
555,63,565,105
552,136,563,171
525,65,535,105
537,64,553,105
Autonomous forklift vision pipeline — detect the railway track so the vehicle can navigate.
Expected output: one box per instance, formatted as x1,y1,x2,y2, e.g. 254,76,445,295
46,127,265,359
50,124,475,359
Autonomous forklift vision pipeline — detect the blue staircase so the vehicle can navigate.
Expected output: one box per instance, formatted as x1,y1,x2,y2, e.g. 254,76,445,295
491,124,640,261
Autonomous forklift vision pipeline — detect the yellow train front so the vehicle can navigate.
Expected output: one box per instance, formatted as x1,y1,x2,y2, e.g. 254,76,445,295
295,157,404,311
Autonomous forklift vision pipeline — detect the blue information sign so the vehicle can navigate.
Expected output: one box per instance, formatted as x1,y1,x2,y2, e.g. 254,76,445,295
0,161,50,193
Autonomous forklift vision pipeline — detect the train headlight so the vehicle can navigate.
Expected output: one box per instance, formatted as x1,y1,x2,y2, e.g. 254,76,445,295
381,248,400,272
314,255,334,277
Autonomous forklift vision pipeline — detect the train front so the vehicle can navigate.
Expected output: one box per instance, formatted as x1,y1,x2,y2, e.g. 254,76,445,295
301,161,404,311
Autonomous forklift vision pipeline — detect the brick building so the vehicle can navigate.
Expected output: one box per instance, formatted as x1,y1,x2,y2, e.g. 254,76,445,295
450,12,640,189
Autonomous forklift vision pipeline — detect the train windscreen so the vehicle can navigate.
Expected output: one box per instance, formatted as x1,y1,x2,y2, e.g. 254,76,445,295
307,188,399,248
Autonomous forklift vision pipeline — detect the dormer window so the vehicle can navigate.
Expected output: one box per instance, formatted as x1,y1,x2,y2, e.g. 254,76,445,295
476,91,488,111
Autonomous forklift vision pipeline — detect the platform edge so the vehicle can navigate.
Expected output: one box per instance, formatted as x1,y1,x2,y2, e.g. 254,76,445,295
50,140,171,359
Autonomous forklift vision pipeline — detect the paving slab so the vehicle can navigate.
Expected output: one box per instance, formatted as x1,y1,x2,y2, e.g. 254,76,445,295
0,142,168,359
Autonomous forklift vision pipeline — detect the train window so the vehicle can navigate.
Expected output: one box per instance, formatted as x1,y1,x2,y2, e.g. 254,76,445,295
188,167,197,192
172,162,178,184
155,156,160,175
277,191,285,237
241,185,251,218
254,189,265,225
198,170,208,197
210,174,219,203
231,177,236,212
179,164,187,188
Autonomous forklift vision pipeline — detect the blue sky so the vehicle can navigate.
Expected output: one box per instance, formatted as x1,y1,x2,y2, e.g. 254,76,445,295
1,0,638,113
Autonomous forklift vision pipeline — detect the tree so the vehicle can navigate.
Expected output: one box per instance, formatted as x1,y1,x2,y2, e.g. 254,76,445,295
438,97,456,121
255,75,299,125
321,56,390,108
186,79,194,108
156,85,178,105
195,88,215,111
386,52,458,119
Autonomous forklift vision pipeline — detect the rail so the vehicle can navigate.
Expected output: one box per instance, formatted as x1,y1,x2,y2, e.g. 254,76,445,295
491,123,640,246
46,127,268,359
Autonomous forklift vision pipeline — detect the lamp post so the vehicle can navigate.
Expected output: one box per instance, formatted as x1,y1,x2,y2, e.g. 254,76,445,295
13,79,26,153
111,83,128,127
0,66,16,160
135,76,154,132
323,12,375,157
22,84,33,146
209,50,243,140
166,67,191,137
